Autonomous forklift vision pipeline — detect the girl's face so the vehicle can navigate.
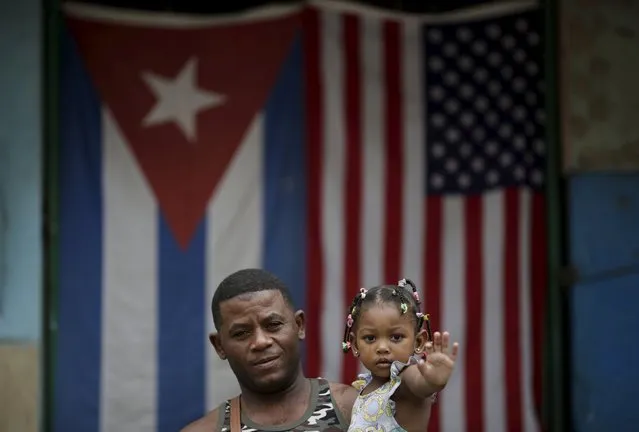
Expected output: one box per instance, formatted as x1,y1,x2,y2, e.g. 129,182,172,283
351,302,426,378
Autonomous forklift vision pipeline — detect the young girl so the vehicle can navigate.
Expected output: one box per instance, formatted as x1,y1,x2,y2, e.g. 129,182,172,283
342,279,459,432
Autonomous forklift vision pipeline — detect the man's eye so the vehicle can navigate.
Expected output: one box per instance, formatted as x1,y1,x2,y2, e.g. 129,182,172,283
232,331,249,338
267,322,283,330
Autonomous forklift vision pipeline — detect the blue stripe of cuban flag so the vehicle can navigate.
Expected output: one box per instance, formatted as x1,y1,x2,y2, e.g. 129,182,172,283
55,26,306,432
157,32,307,432
56,25,104,432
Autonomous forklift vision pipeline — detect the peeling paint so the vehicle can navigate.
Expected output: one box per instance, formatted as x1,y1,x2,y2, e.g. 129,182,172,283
561,0,639,172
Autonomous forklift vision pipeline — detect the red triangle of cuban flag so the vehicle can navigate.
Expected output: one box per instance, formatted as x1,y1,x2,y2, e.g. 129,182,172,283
65,5,301,249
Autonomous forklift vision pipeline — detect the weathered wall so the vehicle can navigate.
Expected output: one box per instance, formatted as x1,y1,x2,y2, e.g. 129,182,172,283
0,344,40,432
0,0,43,429
562,1,639,430
561,0,639,171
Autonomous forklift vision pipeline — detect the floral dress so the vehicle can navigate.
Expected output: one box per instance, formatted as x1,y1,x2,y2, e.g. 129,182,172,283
347,356,420,432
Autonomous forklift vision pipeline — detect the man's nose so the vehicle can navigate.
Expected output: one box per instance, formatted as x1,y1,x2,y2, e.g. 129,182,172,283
251,328,273,351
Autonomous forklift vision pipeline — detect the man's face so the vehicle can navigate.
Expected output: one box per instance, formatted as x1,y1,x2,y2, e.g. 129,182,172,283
210,290,305,394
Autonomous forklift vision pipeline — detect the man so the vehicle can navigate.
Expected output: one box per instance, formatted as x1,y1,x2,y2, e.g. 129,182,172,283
182,268,358,431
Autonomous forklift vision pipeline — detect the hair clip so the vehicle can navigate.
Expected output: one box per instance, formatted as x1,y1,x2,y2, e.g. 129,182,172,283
413,291,420,302
359,287,367,298
341,341,351,352
392,289,398,296
400,303,408,314
346,314,354,328
398,278,407,287
416,312,424,318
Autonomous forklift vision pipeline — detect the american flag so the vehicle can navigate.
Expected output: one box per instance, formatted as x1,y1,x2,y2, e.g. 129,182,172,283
55,0,545,431
303,2,546,432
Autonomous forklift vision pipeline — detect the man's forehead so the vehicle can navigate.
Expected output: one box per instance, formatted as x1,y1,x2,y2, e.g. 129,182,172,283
219,290,290,321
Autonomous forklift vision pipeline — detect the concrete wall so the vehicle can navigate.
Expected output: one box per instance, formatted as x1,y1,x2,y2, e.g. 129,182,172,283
561,0,639,172
561,0,639,430
0,0,43,430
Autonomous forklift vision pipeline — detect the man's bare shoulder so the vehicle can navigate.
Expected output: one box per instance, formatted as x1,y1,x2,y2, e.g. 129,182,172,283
328,381,358,423
180,407,219,432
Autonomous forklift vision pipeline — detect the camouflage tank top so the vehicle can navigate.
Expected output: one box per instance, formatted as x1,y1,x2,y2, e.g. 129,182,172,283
217,378,347,431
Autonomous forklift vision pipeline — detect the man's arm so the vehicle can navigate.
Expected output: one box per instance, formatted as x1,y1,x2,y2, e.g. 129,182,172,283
329,382,358,427
180,408,219,432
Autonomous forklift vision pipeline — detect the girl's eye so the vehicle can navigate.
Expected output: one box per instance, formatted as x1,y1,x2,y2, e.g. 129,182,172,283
363,335,375,342
391,334,404,342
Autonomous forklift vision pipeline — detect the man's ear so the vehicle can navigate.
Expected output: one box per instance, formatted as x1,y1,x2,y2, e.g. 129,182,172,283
295,310,306,340
209,332,226,360
414,329,428,354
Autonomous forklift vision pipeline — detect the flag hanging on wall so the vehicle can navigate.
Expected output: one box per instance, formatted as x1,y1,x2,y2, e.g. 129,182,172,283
56,1,546,431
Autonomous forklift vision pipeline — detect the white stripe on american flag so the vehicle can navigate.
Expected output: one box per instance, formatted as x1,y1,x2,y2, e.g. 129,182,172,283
400,19,425,326
361,14,384,321
320,8,346,383
440,196,466,432
360,14,384,377
205,116,264,410
483,190,506,432
101,110,157,431
520,189,540,432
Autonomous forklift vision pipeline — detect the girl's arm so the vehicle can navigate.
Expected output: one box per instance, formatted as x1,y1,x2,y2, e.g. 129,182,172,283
399,363,443,399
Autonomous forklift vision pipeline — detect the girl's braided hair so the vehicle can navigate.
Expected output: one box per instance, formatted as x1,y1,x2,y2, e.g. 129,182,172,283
341,278,433,353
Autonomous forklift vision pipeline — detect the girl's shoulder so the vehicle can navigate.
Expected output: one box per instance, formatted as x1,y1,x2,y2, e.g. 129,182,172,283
351,377,368,392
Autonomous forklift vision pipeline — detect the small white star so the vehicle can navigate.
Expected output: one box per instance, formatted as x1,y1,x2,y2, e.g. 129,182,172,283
141,57,226,142
486,24,501,39
458,173,471,189
472,156,485,172
445,158,459,173
486,170,500,185
472,40,488,56
431,173,445,189
432,142,446,158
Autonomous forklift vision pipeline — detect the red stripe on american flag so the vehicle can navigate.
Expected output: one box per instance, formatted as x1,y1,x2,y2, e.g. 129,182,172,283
531,192,546,428
465,196,484,431
383,20,403,283
425,196,442,432
342,13,362,385
303,7,323,379
505,188,523,430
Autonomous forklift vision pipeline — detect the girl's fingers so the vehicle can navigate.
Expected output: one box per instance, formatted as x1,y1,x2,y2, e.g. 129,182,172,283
432,331,442,352
450,342,459,361
441,331,450,353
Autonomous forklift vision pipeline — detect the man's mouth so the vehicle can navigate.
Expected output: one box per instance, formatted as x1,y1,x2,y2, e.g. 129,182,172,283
252,355,280,367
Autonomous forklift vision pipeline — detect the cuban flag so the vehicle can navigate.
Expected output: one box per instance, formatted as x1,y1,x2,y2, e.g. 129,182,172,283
55,1,546,431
